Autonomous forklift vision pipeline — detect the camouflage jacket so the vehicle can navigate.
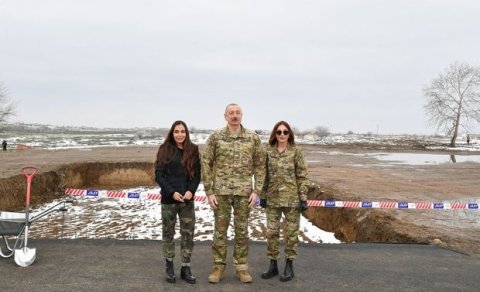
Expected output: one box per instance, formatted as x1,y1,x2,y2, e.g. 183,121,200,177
261,143,309,207
202,125,265,196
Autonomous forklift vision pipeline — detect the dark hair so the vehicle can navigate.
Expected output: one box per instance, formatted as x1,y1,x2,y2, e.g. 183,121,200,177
155,120,199,178
268,121,295,146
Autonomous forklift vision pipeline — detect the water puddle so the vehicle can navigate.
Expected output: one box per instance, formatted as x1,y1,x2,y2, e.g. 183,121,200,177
370,153,480,165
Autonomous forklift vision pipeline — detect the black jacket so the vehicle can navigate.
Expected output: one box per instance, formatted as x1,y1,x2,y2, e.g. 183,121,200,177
155,147,201,204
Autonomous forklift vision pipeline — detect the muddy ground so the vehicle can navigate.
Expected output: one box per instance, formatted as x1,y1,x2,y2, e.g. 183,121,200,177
1,144,479,257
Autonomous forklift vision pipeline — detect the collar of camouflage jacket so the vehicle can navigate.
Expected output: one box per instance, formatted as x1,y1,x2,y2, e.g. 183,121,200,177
222,125,247,138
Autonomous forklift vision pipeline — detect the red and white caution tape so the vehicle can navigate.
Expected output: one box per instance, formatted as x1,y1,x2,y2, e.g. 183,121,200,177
308,200,478,210
65,188,207,202
64,188,478,210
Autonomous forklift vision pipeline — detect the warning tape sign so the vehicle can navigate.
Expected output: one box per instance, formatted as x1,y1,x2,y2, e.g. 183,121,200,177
64,188,478,210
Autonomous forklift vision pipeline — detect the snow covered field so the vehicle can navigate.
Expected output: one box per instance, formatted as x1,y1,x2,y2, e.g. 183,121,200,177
29,185,341,244
4,129,480,152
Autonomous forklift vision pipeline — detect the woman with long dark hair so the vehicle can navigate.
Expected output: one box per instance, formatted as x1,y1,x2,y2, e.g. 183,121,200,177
155,120,201,284
259,121,309,282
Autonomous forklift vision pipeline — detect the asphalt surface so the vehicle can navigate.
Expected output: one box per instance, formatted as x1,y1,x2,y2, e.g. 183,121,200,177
0,240,478,292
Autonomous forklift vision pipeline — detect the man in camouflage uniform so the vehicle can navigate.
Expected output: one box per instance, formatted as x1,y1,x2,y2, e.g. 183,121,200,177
259,121,309,282
202,103,265,284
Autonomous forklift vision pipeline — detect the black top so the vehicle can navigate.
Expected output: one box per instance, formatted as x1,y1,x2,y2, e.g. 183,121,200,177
155,147,201,204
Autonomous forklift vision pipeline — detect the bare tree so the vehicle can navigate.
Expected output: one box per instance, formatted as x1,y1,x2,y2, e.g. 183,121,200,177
0,83,16,126
314,126,330,137
423,62,480,147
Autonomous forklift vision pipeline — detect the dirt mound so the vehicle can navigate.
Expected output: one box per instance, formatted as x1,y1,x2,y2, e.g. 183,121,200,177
0,162,155,211
306,182,480,257
306,183,419,242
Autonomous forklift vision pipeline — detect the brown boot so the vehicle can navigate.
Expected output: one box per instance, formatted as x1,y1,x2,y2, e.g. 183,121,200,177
208,265,225,284
236,269,253,283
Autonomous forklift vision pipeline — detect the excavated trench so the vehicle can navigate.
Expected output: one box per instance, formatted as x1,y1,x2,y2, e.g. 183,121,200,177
0,162,154,211
0,162,419,244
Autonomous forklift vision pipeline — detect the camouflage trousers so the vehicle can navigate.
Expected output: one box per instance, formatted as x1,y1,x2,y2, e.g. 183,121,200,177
266,206,300,260
162,202,195,263
212,195,250,268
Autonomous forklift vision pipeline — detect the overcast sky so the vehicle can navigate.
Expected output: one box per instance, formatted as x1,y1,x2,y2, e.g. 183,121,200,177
1,0,479,134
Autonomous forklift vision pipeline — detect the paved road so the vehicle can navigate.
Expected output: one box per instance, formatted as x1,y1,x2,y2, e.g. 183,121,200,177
1,240,478,292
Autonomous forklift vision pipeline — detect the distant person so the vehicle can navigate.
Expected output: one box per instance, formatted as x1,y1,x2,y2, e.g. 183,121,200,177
155,120,201,284
467,135,470,144
202,103,265,283
2,140,6,151
259,121,309,282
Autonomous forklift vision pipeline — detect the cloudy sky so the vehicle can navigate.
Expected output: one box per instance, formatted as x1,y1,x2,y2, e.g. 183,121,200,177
1,0,479,134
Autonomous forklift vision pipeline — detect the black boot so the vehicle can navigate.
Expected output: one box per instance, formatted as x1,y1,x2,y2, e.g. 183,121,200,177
166,260,176,283
261,259,279,279
180,266,196,284
279,259,294,282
